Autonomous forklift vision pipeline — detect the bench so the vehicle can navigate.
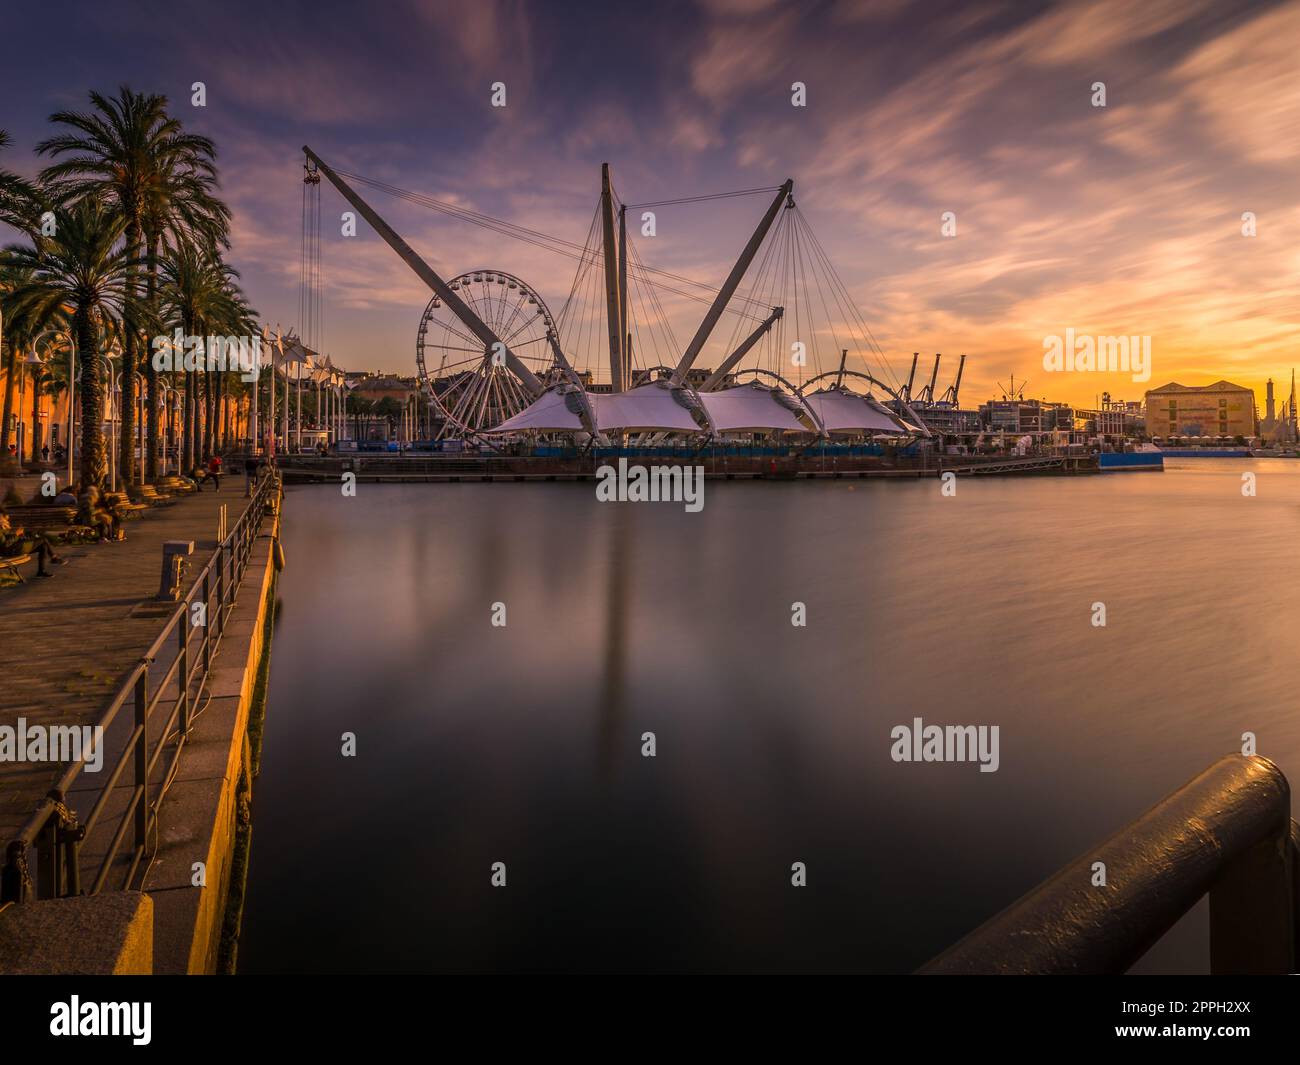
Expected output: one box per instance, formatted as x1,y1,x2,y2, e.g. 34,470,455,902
130,484,173,507
159,476,197,494
3,505,77,531
0,553,32,582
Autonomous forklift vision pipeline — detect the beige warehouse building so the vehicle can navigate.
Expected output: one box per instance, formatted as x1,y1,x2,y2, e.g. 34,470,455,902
1145,380,1256,438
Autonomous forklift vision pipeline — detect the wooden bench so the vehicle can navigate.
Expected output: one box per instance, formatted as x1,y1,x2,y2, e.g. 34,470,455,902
3,505,78,530
135,484,174,506
0,552,33,582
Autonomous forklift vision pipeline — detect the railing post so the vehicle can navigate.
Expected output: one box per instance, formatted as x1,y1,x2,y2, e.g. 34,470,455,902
133,669,148,855
216,540,226,636
34,819,56,899
1209,831,1296,974
202,572,211,675
63,822,80,897
178,609,190,734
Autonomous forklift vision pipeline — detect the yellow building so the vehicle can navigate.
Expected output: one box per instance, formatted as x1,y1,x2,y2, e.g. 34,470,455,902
1144,380,1256,439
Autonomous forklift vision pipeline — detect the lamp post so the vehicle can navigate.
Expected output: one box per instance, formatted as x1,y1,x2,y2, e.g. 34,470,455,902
24,347,45,468
31,329,72,486
133,370,145,486
104,345,122,492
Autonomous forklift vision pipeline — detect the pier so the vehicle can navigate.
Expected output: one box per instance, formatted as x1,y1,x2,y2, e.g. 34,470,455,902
272,451,1100,484
0,474,281,973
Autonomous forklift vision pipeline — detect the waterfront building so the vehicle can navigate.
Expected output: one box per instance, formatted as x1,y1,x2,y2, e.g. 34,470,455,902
1256,375,1296,444
1144,380,1256,439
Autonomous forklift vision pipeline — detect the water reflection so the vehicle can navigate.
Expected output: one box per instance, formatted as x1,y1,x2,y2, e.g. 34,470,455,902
238,461,1300,973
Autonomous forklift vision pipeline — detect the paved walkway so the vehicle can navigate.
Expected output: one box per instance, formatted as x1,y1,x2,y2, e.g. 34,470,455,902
0,479,257,844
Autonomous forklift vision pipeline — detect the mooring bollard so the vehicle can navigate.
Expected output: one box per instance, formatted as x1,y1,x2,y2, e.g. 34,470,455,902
157,539,195,601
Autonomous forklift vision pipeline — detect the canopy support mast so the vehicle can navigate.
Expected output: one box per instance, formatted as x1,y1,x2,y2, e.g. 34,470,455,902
601,163,624,392
699,307,784,391
670,179,793,385
302,145,543,396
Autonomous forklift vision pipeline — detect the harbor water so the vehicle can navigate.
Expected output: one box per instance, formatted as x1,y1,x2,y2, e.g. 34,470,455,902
238,458,1300,973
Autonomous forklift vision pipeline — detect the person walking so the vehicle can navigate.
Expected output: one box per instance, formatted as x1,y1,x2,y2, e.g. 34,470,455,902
202,453,223,491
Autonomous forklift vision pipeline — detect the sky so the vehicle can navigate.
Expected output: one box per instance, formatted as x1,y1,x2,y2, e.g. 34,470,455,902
3,0,1299,409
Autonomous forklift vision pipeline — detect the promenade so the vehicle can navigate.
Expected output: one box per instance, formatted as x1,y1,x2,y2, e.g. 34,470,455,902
0,478,257,847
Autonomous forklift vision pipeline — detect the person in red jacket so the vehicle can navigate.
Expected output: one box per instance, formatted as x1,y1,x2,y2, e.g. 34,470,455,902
202,454,222,491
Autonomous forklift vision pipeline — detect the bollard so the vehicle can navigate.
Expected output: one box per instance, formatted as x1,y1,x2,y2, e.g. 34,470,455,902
156,539,194,601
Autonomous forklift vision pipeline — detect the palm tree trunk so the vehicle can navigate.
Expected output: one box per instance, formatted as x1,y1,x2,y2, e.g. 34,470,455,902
1,337,17,461
202,360,213,460
30,371,42,465
144,235,161,482
75,308,106,490
219,371,229,452
183,356,195,474
118,222,140,489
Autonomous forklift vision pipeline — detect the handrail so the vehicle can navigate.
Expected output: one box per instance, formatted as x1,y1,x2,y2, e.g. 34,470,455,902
1,470,282,904
920,755,1297,975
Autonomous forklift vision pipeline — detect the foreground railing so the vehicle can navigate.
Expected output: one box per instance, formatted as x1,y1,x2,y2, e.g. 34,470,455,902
921,755,1299,975
0,470,282,904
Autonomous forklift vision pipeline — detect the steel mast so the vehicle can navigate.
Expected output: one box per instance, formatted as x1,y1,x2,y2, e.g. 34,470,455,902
301,145,544,397
600,163,624,391
670,179,793,385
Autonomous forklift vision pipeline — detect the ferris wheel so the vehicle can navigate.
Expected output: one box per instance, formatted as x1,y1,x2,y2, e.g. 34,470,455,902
415,269,560,438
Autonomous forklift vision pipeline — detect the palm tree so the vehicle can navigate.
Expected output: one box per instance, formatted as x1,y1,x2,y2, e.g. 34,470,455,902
0,130,41,234
38,86,230,485
4,199,135,490
1,132,45,464
1,264,33,465
157,242,251,472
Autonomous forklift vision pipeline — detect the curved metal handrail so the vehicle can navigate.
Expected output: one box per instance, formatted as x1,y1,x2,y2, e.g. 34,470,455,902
920,755,1298,975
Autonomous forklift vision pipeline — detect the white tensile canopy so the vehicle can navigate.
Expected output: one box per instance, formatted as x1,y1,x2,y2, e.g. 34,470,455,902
696,382,810,433
589,381,701,432
484,380,919,437
487,386,587,433
801,387,909,434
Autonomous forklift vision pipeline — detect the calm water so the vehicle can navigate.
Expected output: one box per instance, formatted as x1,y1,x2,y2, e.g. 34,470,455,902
238,459,1300,973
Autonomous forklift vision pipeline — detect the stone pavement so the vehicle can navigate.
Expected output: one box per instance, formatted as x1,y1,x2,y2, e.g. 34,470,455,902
0,478,258,845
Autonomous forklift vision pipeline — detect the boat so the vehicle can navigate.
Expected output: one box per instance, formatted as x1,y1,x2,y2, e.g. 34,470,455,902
1098,444,1163,472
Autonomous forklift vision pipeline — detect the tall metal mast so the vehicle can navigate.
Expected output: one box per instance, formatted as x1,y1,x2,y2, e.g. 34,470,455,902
670,179,793,385
699,307,784,391
617,202,629,389
302,145,543,396
601,163,624,391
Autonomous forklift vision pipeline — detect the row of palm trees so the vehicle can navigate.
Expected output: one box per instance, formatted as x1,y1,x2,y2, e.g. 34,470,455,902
0,86,256,493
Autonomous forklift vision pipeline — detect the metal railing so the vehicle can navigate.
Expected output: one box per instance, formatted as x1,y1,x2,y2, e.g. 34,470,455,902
921,755,1299,975
0,470,282,904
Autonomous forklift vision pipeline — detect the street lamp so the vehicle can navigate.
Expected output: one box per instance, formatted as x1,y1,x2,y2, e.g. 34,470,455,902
22,347,45,469
32,329,74,489
104,345,122,491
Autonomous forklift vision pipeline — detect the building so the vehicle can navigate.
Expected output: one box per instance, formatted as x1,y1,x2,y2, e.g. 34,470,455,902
1144,380,1256,439
1256,374,1296,444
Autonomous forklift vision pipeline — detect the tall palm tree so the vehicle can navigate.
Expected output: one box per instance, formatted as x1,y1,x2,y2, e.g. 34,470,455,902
157,242,248,471
0,130,41,234
1,263,34,464
37,86,230,485
1,132,45,463
4,200,135,490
